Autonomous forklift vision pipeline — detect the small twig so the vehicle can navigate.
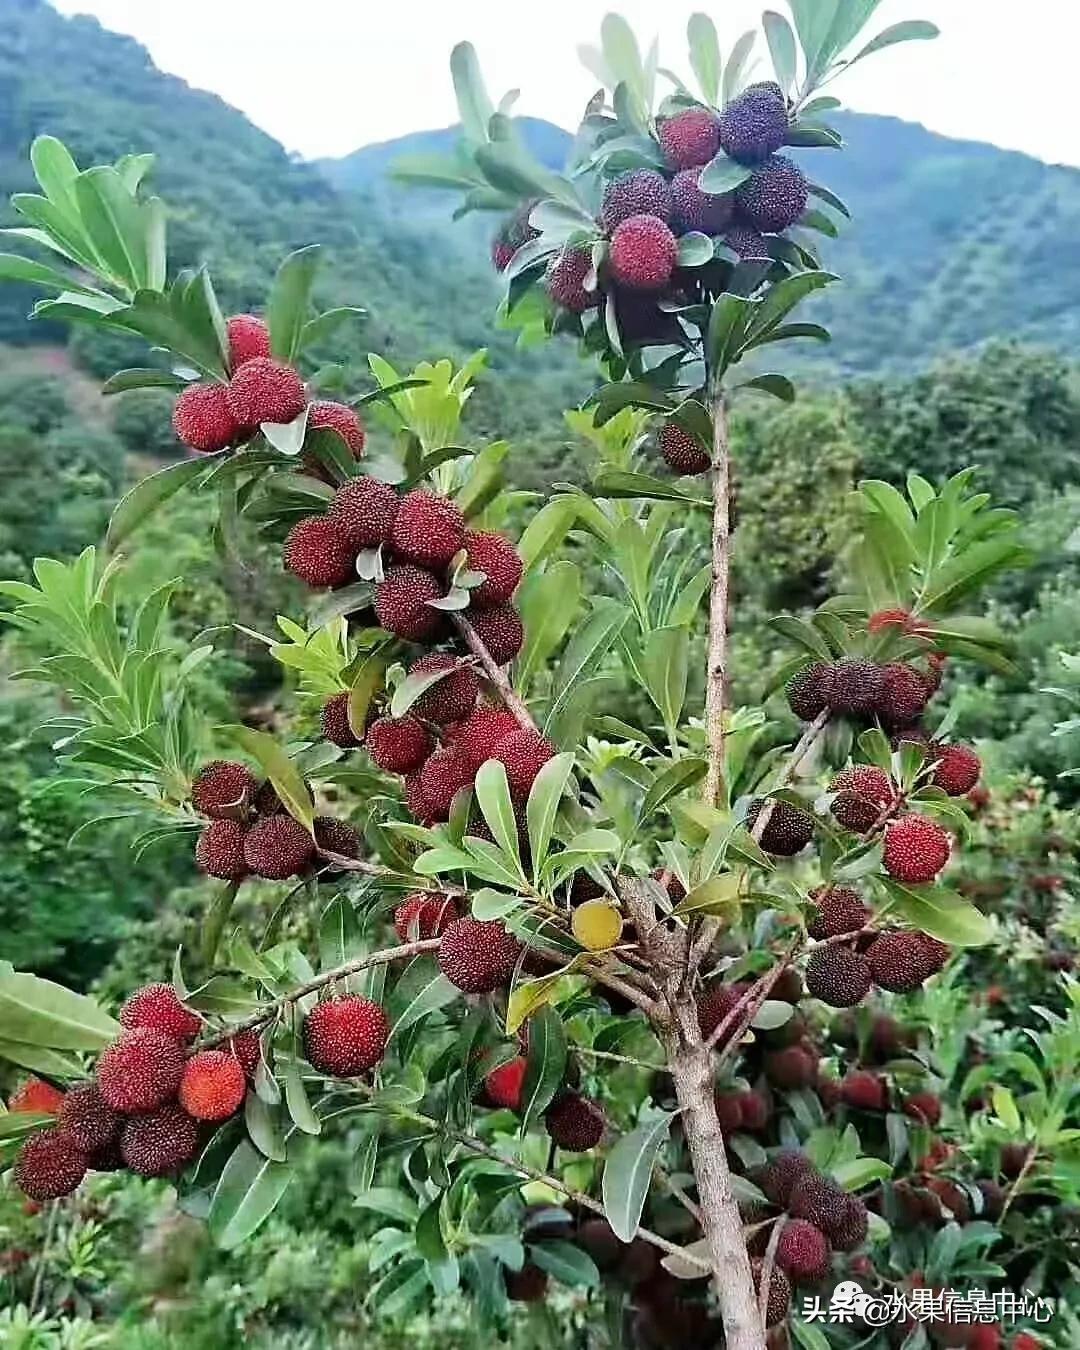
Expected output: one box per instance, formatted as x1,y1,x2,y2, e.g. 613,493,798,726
575,1046,664,1071
29,1198,61,1315
655,1165,704,1226
452,613,537,731
999,1144,1039,1221
705,940,800,1056
758,1213,786,1329
318,852,465,895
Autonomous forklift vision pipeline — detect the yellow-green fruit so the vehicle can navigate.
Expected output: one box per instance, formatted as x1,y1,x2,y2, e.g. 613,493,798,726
572,901,623,951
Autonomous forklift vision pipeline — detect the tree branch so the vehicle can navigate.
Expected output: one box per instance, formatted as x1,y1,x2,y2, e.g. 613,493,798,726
703,395,731,809
758,1214,785,1330
452,613,537,731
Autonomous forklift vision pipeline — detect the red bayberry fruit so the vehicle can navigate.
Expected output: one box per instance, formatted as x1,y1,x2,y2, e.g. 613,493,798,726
757,1150,816,1206
242,814,316,880
438,917,521,993
805,945,872,1008
56,1082,121,1152
806,886,870,940
120,983,201,1042
226,357,306,426
321,689,361,748
840,1070,888,1112
545,1093,605,1151
173,382,239,453
659,421,711,475
366,715,432,774
828,659,884,717
96,1027,185,1113
670,167,734,234
883,815,950,884
303,996,390,1076
464,531,523,608
904,1092,942,1127
9,1078,64,1115
546,246,599,313
485,1056,527,1111
120,1105,199,1177
763,1044,819,1090
467,605,524,665
307,400,365,456
179,1051,246,1121
746,798,814,856
227,1028,262,1077
867,930,939,993
374,565,445,642
491,727,556,796
390,489,465,570
190,760,257,819
394,893,458,941
931,743,981,796
283,516,356,589
195,819,248,880
314,815,360,861
14,1129,87,1200
451,706,521,769
609,214,679,291
776,1218,831,1282
829,765,894,833
786,661,835,721
409,654,480,724
226,314,271,370
734,154,808,232
418,745,475,821
878,661,932,727
659,108,721,170
327,476,399,550
601,169,673,231
718,83,789,165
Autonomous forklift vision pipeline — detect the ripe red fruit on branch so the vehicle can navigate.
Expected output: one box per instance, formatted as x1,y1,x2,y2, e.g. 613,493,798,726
776,1218,831,1281
883,815,950,884
307,400,365,456
545,1092,605,1151
757,1150,816,1206
670,167,734,235
840,1069,888,1112
492,727,556,796
697,981,749,1044
179,1050,246,1120
806,886,870,940
752,1258,791,1327
314,815,360,861
9,1077,65,1115
227,1029,262,1077
419,745,475,820
283,516,356,589
867,930,942,993
485,1056,527,1110
931,743,981,796
734,154,808,232
390,489,465,569
374,565,445,641
723,225,770,260
746,798,814,856
393,893,458,941
321,689,361,748
120,1105,199,1177
659,421,710,475
226,314,271,370
242,814,315,879
172,382,239,453
327,476,399,549
546,246,599,313
828,658,884,717
805,945,872,1008
786,661,834,721
97,1027,185,1113
452,706,521,769
366,715,432,774
467,604,524,665
464,531,523,608
609,215,679,291
226,356,306,426
879,661,932,727
763,1044,818,1089
829,765,894,832
437,917,521,993
600,169,673,231
659,108,720,169
409,654,480,724
120,983,201,1043
718,83,789,165
191,760,257,819
56,1082,121,1152
303,996,390,1076
904,1091,942,1126
14,1129,87,1200
195,819,247,880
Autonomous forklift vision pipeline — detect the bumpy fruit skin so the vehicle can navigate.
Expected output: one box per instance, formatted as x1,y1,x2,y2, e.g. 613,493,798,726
746,798,814,856
195,819,247,880
609,214,679,291
505,1264,549,1302
366,715,432,774
191,760,257,820
313,815,360,861
464,531,523,608
805,945,872,1008
776,1218,831,1281
827,1192,869,1252
226,314,271,370
735,154,807,232
374,565,445,641
867,929,941,992
120,983,202,1043
964,1328,1002,1350
659,108,721,169
546,246,598,313
120,1105,199,1177
10,1077,65,1115
404,772,435,825
763,1044,818,1089
303,996,390,1076
14,1129,87,1200
321,689,361,748
828,659,884,717
659,421,710,475
829,765,894,832
904,1091,942,1127
492,727,556,796
173,382,238,453
600,169,673,232
697,981,748,1043
393,893,458,941
807,886,870,940
227,1029,262,1077
484,1056,527,1110
409,654,479,724
490,201,539,272
723,225,770,260
327,476,399,550
932,743,981,796
467,604,524,665
57,1082,121,1152
879,661,932,727
738,1089,771,1132
97,1027,185,1113
840,1069,888,1112
883,815,950,884
179,1050,246,1121
572,899,623,951
390,489,465,569
226,356,306,426
758,1150,816,1207
752,1257,791,1327
718,83,789,164
670,168,733,235
283,516,356,589
307,400,365,456
437,917,521,993
418,746,475,821
545,1093,605,1151
242,814,316,880
786,661,834,721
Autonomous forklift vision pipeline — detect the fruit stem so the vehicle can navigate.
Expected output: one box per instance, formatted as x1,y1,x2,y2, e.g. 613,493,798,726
757,1213,786,1330
702,392,731,809
999,1144,1039,1221
452,613,538,731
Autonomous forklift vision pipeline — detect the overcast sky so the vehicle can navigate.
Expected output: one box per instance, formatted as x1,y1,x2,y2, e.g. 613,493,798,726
52,1,1078,168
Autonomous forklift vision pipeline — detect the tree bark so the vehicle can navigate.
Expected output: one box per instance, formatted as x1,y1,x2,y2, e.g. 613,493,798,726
703,395,731,808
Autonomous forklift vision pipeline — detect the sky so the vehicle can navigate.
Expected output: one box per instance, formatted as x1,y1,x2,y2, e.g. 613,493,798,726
51,1,1079,168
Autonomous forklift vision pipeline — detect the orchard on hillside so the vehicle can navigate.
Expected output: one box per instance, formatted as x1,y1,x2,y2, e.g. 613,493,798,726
0,6,1074,1350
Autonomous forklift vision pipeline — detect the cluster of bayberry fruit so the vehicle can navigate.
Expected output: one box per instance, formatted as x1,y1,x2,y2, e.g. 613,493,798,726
191,758,358,882
172,312,365,461
480,1032,605,1154
9,982,396,1202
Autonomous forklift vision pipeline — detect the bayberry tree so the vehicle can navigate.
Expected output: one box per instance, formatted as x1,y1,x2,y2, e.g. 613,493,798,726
0,8,1055,1349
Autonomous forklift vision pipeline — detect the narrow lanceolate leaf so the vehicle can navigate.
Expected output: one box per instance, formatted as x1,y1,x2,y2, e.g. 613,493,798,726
763,10,798,92
878,880,993,947
545,598,628,732
518,1004,568,1132
526,752,575,877
0,968,120,1050
208,1138,295,1249
106,454,219,551
268,245,321,362
602,1111,675,1241
389,970,459,1041
687,12,721,103
0,1039,84,1079
226,726,313,833
244,1089,286,1161
639,758,708,824
283,1060,322,1136
529,1240,600,1288
671,872,743,920
474,760,523,867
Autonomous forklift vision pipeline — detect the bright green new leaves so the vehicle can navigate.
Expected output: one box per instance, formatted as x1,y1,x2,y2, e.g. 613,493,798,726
474,761,525,870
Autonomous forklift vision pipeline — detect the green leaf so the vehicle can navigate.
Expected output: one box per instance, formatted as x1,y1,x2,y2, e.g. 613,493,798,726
0,252,98,295
302,306,365,349
738,373,796,402
244,1090,286,1161
602,1111,674,1241
0,968,120,1050
879,880,993,947
415,1195,447,1261
75,166,146,290
722,30,757,105
226,726,313,833
529,1240,600,1289
707,291,753,377
390,970,459,1040
849,20,939,66
474,760,523,867
283,1060,322,1136
831,1157,892,1190
671,872,743,920
201,883,239,966
640,758,708,823
0,1039,84,1079
591,469,710,506
526,752,575,877
208,1139,295,1249
676,232,715,268
807,182,851,219
507,967,572,1040
450,42,496,143
519,1004,568,1132
268,246,321,363
687,13,721,104
738,271,838,352
389,665,452,719
518,499,578,572
698,156,753,197
106,454,218,551
991,1085,1021,1133
101,367,188,395
545,598,628,733
641,626,689,730
518,561,582,688
763,11,798,92
353,1188,419,1223
30,136,82,227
